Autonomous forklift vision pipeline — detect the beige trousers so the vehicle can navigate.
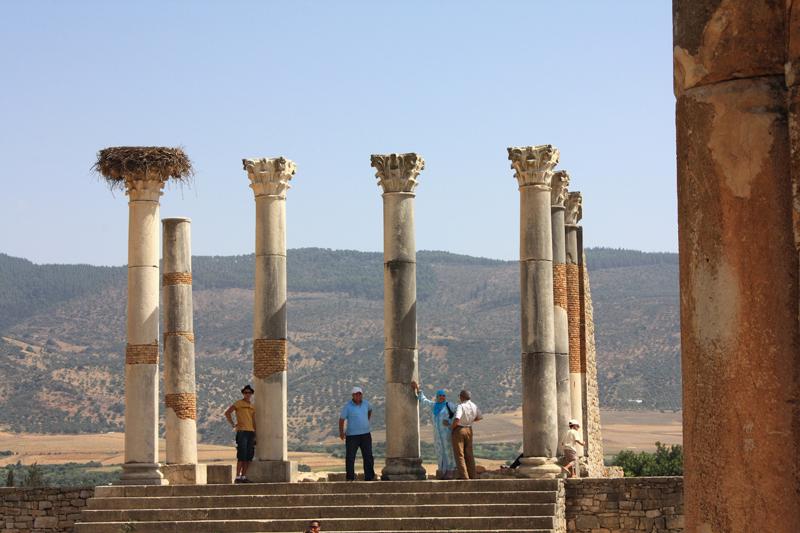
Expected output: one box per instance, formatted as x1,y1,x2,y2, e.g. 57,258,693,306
451,426,475,479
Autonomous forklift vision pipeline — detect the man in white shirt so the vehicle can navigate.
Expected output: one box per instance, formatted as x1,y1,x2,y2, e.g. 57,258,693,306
560,419,586,478
451,389,482,479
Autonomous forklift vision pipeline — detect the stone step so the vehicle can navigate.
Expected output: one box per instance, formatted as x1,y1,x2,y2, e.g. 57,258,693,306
94,478,560,498
75,515,555,532
87,490,556,509
81,502,555,522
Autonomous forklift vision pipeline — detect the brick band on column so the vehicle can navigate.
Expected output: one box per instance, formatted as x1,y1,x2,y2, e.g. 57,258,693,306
253,338,288,378
165,392,197,420
125,343,158,365
162,272,192,286
579,264,588,373
566,263,581,373
553,263,568,309
164,331,195,343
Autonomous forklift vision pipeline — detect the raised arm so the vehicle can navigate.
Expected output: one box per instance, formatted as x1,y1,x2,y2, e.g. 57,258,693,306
411,381,435,407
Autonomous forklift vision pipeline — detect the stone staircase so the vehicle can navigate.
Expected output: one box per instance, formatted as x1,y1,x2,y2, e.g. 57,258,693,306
76,478,564,532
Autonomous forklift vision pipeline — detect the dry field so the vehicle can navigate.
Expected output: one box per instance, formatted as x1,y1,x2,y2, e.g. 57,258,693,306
0,409,681,473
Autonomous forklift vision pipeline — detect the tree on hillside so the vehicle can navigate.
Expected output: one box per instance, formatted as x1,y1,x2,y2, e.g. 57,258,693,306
5,465,14,487
22,462,44,487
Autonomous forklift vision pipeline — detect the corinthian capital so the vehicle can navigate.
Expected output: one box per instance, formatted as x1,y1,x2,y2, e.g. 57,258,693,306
565,191,583,224
370,153,425,194
507,145,560,189
125,178,166,202
551,170,570,206
243,157,297,198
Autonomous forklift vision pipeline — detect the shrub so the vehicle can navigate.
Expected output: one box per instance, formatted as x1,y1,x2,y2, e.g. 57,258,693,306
612,442,683,477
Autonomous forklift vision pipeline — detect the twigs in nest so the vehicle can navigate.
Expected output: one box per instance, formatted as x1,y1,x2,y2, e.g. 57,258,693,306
93,146,194,189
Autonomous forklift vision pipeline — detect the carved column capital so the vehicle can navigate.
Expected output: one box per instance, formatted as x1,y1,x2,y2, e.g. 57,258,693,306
125,178,165,201
565,191,583,225
371,153,425,193
551,170,570,207
243,157,297,198
507,145,560,190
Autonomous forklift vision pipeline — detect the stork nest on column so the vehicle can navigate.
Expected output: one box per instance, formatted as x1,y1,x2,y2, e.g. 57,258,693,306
93,146,194,189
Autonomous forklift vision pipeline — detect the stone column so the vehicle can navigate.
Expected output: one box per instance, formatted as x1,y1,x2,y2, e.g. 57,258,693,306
371,153,426,481
550,170,571,444
243,157,296,482
121,178,167,485
564,191,584,451
161,218,204,485
674,2,800,531
508,145,561,479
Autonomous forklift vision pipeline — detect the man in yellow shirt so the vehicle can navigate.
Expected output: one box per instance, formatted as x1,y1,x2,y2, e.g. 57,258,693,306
224,385,256,483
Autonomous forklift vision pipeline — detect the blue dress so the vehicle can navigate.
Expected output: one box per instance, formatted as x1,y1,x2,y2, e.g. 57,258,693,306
418,391,456,476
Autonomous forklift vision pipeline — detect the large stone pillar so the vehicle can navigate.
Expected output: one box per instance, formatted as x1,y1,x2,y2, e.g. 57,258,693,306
94,146,192,486
550,170,572,444
564,191,584,451
371,153,426,481
508,145,561,479
121,177,167,485
161,217,204,485
243,157,296,482
674,2,800,531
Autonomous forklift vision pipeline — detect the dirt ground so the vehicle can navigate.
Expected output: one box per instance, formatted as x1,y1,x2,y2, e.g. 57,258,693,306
0,409,681,472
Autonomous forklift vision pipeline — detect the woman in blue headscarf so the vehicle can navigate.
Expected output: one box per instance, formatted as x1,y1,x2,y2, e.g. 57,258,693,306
411,381,456,479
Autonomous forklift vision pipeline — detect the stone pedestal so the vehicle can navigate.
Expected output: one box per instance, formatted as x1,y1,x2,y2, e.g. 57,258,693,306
371,153,427,481
564,192,585,452
120,179,167,486
508,145,562,479
243,157,296,482
550,170,571,444
160,464,207,485
162,218,199,470
674,1,800,530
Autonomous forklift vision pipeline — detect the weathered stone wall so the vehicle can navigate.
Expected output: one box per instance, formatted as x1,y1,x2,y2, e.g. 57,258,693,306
566,477,683,533
0,487,93,533
580,251,604,477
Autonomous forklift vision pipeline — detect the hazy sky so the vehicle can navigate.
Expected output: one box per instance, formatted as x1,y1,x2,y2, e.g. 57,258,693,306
0,1,675,266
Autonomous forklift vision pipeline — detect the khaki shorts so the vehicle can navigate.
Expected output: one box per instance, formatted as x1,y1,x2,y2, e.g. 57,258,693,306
561,448,577,465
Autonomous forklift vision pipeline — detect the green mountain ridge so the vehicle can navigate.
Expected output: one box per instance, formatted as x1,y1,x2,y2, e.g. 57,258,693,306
0,247,681,445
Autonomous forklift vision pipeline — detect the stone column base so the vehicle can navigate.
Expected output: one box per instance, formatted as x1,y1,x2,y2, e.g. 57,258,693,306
518,457,562,479
118,463,169,485
247,460,296,482
381,457,426,480
161,463,207,485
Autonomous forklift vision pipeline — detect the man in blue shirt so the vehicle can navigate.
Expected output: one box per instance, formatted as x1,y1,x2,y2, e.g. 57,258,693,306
338,386,375,481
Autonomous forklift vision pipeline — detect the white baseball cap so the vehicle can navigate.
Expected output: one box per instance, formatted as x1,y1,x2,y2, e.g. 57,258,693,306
569,419,580,426
351,386,363,394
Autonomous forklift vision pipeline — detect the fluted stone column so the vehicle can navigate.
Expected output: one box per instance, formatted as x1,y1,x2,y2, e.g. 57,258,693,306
508,145,561,479
564,191,584,452
550,170,571,444
243,157,296,482
121,178,167,485
371,153,426,481
161,218,205,485
674,2,800,531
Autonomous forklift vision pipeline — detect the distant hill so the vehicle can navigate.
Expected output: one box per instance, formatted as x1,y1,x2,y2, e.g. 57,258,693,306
0,247,680,445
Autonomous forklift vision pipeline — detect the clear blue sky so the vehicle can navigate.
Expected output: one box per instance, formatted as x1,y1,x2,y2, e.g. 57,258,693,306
0,1,675,266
